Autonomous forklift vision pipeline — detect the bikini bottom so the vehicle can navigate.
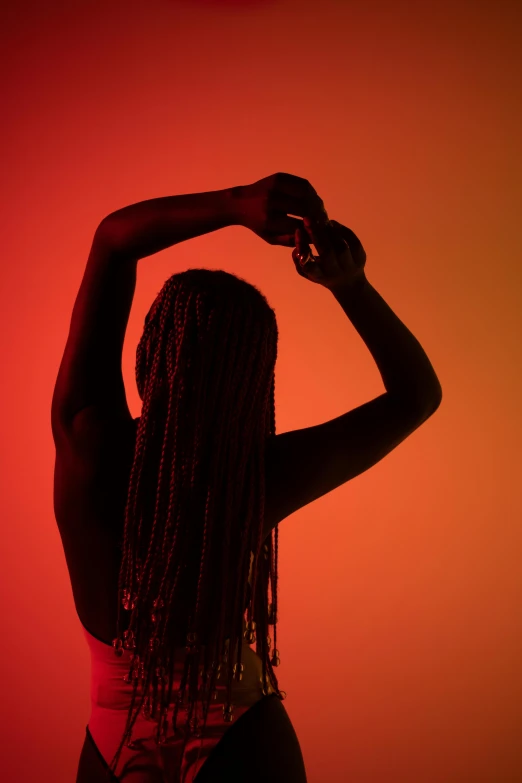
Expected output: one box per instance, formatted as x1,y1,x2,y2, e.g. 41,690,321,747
77,692,308,783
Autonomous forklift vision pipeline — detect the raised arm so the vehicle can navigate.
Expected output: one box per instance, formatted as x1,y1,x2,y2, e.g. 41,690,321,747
260,194,443,537
292,211,442,412
99,173,327,260
100,188,239,260
51,174,324,434
52,188,239,433
332,279,442,412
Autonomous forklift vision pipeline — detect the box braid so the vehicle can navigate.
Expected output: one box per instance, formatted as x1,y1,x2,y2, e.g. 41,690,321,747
106,269,285,780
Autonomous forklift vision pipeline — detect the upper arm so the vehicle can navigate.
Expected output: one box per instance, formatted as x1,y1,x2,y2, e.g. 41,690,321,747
51,221,137,439
263,392,440,535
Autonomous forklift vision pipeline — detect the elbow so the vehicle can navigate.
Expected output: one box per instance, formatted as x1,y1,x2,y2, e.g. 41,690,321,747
429,393,442,416
418,376,443,418
390,382,442,420
430,379,443,410
96,215,121,245
94,216,130,258
421,388,443,419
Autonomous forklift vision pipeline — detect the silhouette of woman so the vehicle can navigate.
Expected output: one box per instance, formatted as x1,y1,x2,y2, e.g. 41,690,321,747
52,172,441,782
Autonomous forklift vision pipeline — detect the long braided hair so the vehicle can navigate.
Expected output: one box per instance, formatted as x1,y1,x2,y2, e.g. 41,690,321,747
107,268,284,778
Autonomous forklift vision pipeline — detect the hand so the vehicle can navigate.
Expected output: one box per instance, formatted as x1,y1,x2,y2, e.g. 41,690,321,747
292,217,367,294
231,172,327,247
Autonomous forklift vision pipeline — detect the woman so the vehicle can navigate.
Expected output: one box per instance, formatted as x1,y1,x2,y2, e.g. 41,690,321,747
51,172,442,782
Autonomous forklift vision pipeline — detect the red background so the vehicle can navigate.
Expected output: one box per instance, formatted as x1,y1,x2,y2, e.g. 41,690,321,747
2,0,522,781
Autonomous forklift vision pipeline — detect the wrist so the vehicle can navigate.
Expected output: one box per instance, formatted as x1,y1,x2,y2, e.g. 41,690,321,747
226,185,248,227
213,186,242,228
330,273,369,302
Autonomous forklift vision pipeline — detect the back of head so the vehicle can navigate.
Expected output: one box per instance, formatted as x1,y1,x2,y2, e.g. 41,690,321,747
137,269,278,428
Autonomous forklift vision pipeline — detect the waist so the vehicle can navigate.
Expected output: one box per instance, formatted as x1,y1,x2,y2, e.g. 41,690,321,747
87,632,271,711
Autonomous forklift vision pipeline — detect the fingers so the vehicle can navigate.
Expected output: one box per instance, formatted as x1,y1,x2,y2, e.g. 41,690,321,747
329,220,367,266
266,213,306,247
270,172,326,220
292,228,316,279
301,215,349,282
327,221,351,256
303,215,332,258
294,226,310,259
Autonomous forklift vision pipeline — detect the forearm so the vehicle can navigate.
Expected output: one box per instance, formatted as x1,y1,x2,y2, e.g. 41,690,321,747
332,277,442,412
100,187,237,260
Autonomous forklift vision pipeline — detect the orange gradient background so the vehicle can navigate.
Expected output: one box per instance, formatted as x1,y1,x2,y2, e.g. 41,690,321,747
2,1,522,781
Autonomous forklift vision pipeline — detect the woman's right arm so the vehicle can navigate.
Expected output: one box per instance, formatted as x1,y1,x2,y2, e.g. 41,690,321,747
331,278,442,416
262,280,442,537
293,213,442,415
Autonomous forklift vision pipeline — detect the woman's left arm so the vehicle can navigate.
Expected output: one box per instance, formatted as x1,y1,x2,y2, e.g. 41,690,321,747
101,187,240,261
